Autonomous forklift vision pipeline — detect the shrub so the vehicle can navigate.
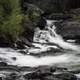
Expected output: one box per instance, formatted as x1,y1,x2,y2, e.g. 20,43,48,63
0,0,23,43
23,4,43,26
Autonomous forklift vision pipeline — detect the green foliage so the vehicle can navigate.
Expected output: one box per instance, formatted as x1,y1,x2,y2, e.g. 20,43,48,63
24,4,43,26
0,0,23,42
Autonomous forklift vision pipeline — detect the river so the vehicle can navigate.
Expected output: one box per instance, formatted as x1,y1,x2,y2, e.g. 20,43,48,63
0,20,80,79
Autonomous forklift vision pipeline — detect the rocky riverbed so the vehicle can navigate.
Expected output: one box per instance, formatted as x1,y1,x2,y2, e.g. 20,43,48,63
1,0,80,80
0,20,80,80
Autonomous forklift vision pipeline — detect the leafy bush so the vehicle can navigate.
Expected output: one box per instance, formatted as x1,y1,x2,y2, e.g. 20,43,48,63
23,4,43,26
0,0,23,43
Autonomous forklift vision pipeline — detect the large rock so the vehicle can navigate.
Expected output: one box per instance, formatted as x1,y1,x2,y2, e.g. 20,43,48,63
23,66,77,80
55,20,80,42
54,72,77,80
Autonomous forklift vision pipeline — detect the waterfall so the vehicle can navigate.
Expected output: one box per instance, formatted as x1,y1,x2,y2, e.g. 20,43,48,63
29,20,80,53
0,20,80,68
0,20,80,80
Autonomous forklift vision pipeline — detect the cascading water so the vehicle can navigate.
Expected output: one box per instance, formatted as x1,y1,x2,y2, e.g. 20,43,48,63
0,20,80,68
0,20,80,79
29,20,80,53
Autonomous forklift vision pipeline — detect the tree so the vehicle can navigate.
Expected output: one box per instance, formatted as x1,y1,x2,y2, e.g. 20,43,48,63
0,0,23,45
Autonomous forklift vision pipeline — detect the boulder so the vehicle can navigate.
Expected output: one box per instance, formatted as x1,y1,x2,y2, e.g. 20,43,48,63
55,20,80,43
0,62,8,66
54,72,77,80
43,13,72,20
14,38,33,49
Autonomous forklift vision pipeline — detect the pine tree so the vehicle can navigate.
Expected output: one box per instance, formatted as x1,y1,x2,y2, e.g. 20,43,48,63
0,0,23,44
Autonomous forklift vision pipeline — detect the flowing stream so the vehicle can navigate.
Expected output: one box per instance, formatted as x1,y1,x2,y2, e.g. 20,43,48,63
0,20,80,70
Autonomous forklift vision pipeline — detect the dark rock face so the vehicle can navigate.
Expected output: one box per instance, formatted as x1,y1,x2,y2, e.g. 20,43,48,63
44,13,72,20
23,0,80,14
55,21,80,42
54,73,77,80
0,62,8,66
22,0,80,20
23,66,77,80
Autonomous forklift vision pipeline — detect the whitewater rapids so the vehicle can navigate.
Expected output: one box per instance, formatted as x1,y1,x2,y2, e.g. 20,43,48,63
0,48,80,67
0,20,80,68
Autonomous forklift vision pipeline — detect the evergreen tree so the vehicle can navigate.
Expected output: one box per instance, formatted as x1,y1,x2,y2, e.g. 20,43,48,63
0,0,23,44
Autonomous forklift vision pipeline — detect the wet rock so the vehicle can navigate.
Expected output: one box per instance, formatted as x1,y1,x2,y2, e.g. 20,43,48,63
23,66,55,80
8,73,18,80
36,17,46,30
55,20,80,43
15,40,26,49
0,65,78,80
54,72,77,80
24,71,53,80
43,13,71,20
18,50,27,54
0,62,8,66
13,37,34,49
12,57,17,61
23,66,77,80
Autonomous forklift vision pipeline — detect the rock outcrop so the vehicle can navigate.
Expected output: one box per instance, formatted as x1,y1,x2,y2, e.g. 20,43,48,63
55,20,80,43
0,65,78,80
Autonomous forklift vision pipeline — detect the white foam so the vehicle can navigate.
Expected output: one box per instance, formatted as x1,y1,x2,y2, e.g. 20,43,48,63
0,48,72,67
0,20,80,67
30,20,80,53
0,48,80,67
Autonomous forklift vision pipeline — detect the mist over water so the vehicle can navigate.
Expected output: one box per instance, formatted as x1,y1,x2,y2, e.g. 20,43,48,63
0,20,80,68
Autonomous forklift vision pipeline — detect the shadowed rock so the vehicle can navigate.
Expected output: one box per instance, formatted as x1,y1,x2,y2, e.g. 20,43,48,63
55,20,80,43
